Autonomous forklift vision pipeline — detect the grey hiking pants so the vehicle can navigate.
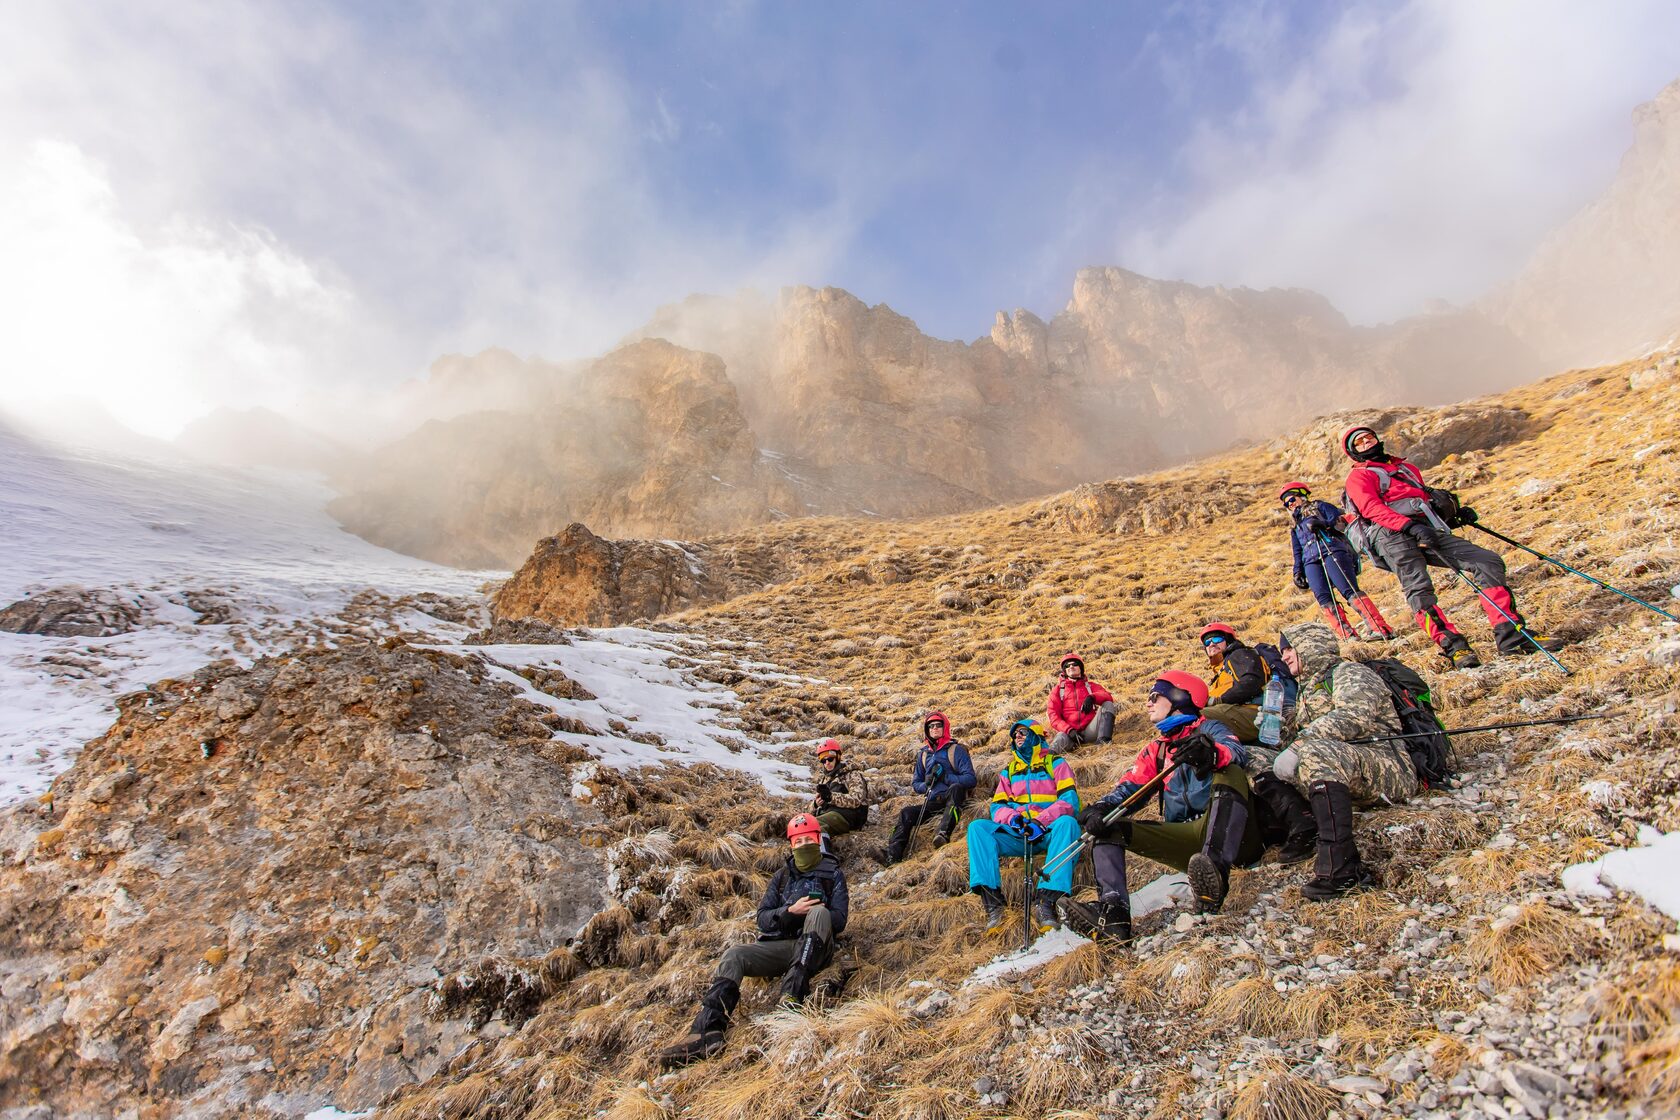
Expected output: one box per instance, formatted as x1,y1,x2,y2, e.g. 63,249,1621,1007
1051,702,1116,752
715,905,834,985
1371,525,1508,613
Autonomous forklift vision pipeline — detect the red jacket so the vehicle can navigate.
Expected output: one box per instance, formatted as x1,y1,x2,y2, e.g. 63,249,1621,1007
1046,677,1114,734
1345,456,1431,533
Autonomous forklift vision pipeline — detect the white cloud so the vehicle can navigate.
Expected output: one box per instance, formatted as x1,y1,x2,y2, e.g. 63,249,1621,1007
0,140,360,438
1124,0,1680,323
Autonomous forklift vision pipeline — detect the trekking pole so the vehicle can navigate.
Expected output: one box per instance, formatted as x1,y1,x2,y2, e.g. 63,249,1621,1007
1428,546,1571,674
1022,842,1035,951
903,793,932,863
1342,710,1625,745
1470,523,1679,623
1036,758,1190,886
1313,531,1368,637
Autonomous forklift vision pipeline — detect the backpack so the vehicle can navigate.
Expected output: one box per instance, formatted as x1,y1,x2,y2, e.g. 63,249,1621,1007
1358,657,1456,788
1251,642,1299,708
1340,488,1392,573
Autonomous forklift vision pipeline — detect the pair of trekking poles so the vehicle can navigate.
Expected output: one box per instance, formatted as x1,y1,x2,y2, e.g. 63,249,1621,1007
1316,520,1676,677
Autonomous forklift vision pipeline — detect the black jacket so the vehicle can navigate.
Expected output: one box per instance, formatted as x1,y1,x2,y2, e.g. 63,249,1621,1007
1210,643,1268,706
755,851,849,941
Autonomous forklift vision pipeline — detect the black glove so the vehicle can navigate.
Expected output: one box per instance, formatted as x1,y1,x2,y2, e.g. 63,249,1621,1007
1081,696,1098,714
1171,733,1219,779
1293,571,1309,591
1405,521,1442,549
1079,804,1116,839
815,782,831,801
1456,505,1478,526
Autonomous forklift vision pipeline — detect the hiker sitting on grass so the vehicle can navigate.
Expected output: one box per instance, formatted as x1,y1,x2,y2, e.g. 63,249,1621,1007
1197,621,1272,744
966,719,1082,935
658,813,849,1068
1079,671,1261,930
1270,621,1415,900
1045,652,1117,752
810,738,873,837
884,711,977,864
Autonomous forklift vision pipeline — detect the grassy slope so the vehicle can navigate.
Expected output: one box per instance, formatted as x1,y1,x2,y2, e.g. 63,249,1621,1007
383,355,1680,1119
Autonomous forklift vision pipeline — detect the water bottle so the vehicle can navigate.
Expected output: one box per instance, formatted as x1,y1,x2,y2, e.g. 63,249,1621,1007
1258,677,1285,746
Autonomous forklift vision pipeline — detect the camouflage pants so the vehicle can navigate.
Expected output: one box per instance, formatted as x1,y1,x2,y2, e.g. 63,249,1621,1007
1285,737,1416,806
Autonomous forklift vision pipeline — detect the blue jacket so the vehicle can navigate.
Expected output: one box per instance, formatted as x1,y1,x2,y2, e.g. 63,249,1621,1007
1290,500,1357,579
755,850,849,941
911,742,977,798
1096,717,1247,824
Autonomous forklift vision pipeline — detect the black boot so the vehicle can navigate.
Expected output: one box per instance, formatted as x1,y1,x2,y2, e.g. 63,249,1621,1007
884,828,909,866
1032,889,1065,932
1492,620,1565,656
1090,707,1116,743
1301,781,1376,901
778,933,825,1008
977,886,1007,934
933,810,955,847
1187,786,1248,914
1252,773,1317,865
1096,892,1132,944
658,978,738,1067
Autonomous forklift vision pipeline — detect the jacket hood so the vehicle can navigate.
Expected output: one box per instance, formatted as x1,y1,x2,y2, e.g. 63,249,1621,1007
1009,718,1049,764
1281,621,1341,684
922,710,953,749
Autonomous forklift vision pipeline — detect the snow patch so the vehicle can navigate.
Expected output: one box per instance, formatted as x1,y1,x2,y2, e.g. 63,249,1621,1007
966,873,1191,985
1514,478,1555,498
1562,826,1680,924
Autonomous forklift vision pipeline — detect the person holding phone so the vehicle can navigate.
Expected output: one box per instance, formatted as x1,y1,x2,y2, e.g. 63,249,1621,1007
658,813,850,1067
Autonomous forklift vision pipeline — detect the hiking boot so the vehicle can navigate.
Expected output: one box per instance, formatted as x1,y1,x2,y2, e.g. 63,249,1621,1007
1444,645,1482,670
1096,894,1132,944
778,933,824,1008
1032,889,1065,932
1187,853,1229,914
1302,780,1376,902
1253,773,1317,866
1493,621,1565,656
658,1029,726,1068
932,824,952,848
977,886,1007,934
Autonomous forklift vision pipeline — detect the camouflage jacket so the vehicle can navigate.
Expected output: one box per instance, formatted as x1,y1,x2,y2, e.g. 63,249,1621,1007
1287,660,1402,746
812,759,873,811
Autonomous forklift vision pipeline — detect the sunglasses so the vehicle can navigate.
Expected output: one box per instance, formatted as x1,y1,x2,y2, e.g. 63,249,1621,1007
1202,636,1227,647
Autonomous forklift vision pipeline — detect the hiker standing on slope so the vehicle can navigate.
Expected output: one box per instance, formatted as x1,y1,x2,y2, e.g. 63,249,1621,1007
1279,482,1396,639
967,719,1082,934
809,739,874,837
884,711,977,864
1079,672,1262,925
1341,425,1563,668
657,814,849,1067
1045,652,1116,752
1270,621,1414,900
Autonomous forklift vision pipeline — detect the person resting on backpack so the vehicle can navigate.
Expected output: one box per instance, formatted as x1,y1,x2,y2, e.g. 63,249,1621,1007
967,719,1081,935
1279,482,1396,640
1270,621,1416,900
1045,652,1116,752
1197,621,1272,744
1341,424,1563,669
884,711,978,864
809,738,874,837
657,813,849,1067
1078,671,1262,930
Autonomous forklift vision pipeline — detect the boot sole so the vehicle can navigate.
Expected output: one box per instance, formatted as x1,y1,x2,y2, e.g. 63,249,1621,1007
1187,854,1227,914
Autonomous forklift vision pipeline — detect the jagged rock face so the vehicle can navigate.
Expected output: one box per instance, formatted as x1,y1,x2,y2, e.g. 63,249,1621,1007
330,340,794,569
333,271,1541,569
1488,77,1680,368
1273,405,1541,481
0,643,608,1118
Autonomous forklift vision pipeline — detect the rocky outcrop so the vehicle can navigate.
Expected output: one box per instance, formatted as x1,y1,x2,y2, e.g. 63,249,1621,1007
1487,77,1680,368
1272,405,1541,481
0,586,145,637
333,269,1541,570
0,641,610,1118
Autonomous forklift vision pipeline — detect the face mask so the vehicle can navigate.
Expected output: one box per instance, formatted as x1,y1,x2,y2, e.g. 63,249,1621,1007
793,845,823,872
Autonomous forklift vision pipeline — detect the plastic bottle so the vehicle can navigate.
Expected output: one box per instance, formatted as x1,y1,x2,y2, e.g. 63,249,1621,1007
1258,677,1285,746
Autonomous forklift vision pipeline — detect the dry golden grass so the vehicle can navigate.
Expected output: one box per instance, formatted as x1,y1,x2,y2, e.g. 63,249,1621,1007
377,355,1680,1119
1465,902,1599,988
1228,1062,1338,1120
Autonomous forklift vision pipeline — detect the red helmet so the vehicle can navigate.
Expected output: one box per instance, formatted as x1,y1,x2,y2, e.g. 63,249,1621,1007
1278,482,1311,502
1342,425,1382,461
1059,652,1085,671
786,813,824,844
1151,671,1209,712
816,738,843,758
1199,621,1236,644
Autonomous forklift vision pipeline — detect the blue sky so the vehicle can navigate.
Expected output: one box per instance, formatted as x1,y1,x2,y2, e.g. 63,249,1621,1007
3,1,1679,435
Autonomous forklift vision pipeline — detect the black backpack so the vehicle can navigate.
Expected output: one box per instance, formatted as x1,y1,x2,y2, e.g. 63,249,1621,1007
1359,657,1456,788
